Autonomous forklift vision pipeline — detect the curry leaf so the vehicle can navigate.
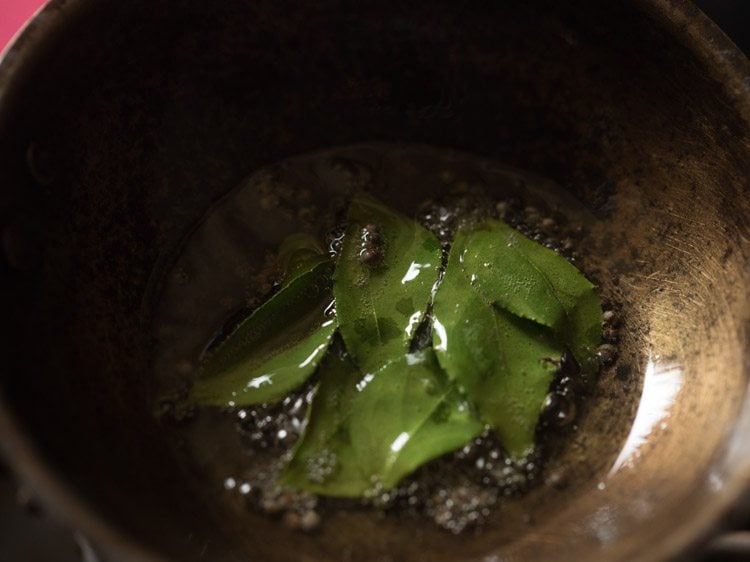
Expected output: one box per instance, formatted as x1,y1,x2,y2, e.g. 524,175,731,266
278,233,328,284
461,219,602,374
348,351,482,490
189,259,335,407
280,347,482,497
279,344,364,497
333,194,442,372
433,231,564,457
374,370,482,487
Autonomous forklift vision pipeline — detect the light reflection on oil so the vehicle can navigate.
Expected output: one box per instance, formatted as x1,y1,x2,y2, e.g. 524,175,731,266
405,311,422,337
355,372,375,393
433,318,448,351
608,353,684,476
298,342,328,368
390,431,410,453
245,374,273,389
400,261,432,284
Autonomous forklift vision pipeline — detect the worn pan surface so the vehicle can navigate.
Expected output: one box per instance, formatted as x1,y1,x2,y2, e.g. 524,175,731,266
0,1,749,561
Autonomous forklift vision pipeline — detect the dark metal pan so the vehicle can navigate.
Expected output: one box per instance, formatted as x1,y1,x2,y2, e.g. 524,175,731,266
0,1,749,561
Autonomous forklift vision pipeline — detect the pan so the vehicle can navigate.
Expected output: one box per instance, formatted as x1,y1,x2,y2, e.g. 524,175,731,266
0,1,749,561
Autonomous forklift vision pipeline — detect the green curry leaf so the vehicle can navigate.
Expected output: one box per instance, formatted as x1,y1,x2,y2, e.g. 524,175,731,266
278,232,328,284
348,350,482,490
189,259,335,407
280,347,482,496
333,194,442,372
279,345,364,497
432,230,564,457
461,219,602,374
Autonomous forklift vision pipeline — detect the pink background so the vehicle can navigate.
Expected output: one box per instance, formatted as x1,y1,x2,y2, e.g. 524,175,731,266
1,0,45,51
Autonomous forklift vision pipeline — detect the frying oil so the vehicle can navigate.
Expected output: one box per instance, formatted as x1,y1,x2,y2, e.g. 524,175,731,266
152,144,623,535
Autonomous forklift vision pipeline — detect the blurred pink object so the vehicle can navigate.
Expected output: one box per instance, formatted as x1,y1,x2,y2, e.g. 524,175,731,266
1,0,46,52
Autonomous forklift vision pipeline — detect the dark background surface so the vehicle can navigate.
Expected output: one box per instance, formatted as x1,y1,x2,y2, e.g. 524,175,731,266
696,0,750,54
0,1,748,561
